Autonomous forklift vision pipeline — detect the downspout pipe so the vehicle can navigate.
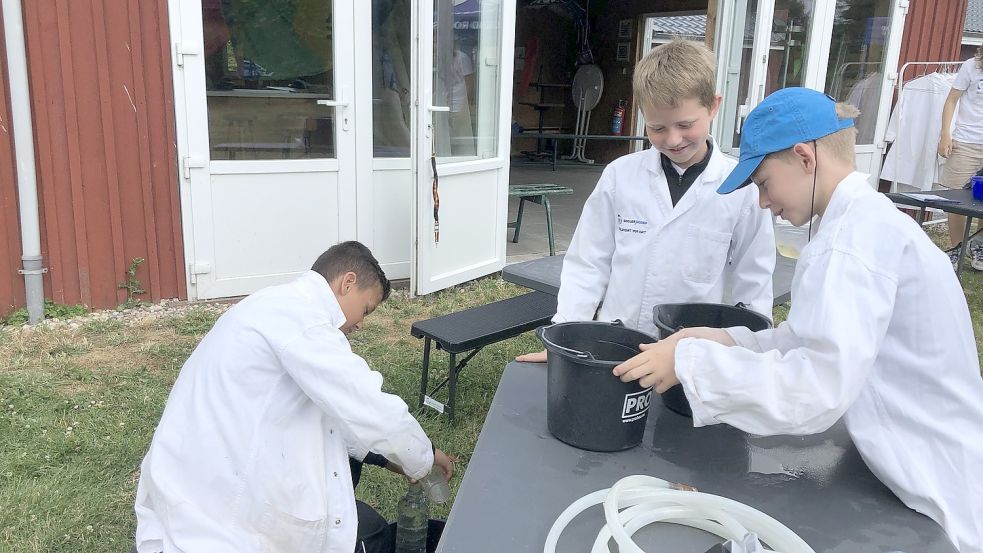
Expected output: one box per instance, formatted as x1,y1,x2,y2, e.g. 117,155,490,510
2,0,45,324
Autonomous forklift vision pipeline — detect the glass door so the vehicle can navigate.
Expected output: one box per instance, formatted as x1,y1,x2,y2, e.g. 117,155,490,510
412,0,517,295
175,0,358,299
715,0,775,154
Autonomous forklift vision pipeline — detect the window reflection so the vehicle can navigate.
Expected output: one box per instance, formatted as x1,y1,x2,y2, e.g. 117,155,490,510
825,1,892,145
202,0,336,160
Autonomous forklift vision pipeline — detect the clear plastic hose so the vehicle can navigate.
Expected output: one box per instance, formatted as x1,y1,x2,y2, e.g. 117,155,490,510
544,475,816,553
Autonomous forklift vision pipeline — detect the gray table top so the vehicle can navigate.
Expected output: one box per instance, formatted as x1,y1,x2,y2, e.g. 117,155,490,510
502,255,796,306
436,362,955,553
885,189,983,219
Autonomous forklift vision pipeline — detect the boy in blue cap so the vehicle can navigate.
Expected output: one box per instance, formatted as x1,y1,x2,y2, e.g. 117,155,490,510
614,87,983,552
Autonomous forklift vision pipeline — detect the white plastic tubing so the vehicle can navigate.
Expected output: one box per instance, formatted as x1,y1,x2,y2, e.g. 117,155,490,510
544,475,816,553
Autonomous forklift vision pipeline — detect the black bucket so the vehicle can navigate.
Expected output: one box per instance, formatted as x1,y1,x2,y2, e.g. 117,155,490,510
653,302,772,417
537,321,658,452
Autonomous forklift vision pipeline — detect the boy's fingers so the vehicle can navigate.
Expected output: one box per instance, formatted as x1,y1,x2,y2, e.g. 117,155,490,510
638,342,657,351
516,350,548,363
618,363,652,383
613,354,645,376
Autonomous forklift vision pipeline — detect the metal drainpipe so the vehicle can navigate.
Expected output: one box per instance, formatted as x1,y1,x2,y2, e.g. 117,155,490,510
3,0,46,324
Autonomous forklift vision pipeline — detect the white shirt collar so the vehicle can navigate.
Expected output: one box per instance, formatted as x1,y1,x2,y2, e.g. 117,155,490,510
297,270,347,330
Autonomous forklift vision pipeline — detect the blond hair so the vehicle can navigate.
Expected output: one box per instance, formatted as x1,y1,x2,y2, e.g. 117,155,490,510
633,40,716,110
767,103,859,167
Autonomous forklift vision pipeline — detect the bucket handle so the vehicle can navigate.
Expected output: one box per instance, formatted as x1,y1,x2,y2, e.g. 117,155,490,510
536,325,596,360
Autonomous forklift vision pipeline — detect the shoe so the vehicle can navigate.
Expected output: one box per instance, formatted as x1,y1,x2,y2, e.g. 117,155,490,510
971,241,983,271
947,243,963,270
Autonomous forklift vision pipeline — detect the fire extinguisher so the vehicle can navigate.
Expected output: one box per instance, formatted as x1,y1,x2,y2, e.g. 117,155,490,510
611,100,627,136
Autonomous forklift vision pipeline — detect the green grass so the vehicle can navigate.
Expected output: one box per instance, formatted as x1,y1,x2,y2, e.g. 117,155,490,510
0,271,980,552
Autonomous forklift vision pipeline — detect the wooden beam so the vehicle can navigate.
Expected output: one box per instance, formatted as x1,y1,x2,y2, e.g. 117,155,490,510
705,0,717,51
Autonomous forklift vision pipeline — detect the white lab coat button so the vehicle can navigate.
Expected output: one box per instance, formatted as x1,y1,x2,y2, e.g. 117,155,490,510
333,471,339,477
334,518,342,526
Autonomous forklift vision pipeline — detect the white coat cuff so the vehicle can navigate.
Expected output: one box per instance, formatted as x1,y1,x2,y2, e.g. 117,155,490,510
724,326,759,351
674,338,719,428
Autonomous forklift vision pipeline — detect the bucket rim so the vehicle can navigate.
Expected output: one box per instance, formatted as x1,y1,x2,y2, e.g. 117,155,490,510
537,321,658,366
652,301,774,335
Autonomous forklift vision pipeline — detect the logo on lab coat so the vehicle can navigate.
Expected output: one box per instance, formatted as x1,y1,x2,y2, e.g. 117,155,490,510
617,213,649,235
621,389,652,422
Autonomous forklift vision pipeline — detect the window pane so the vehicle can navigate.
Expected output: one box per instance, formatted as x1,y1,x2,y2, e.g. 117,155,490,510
765,0,816,94
433,0,502,162
372,0,413,158
202,0,337,160
824,1,893,145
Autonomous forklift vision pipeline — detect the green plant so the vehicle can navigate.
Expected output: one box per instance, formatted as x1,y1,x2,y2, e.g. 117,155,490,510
117,258,146,310
1,300,88,326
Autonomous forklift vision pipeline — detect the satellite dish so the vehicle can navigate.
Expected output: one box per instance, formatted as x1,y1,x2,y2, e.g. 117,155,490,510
571,64,604,111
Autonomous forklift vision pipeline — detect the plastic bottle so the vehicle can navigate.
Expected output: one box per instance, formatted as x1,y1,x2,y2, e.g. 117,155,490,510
395,483,429,553
419,465,451,504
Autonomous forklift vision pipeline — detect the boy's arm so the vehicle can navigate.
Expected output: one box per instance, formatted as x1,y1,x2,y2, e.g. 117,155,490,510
726,193,776,319
554,171,617,323
279,327,434,480
675,248,897,436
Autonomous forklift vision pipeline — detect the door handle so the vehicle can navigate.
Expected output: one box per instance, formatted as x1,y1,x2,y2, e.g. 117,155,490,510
316,99,350,108
428,105,451,112
317,95,351,131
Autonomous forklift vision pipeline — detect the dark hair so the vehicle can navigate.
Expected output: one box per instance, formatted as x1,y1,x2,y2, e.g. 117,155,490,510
311,241,391,301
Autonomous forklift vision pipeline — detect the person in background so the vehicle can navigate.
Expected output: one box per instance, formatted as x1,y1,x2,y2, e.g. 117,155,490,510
938,47,983,270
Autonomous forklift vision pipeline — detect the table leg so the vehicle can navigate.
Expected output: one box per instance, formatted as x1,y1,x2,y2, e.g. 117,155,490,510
917,207,926,225
957,216,973,278
552,139,558,171
543,195,556,256
447,352,458,424
419,338,432,408
512,198,526,243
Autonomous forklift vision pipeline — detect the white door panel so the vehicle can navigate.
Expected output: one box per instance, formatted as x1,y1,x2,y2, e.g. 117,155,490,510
413,0,516,295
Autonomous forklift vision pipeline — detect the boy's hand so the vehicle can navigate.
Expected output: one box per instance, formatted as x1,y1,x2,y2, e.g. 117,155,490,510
516,349,547,363
433,448,456,482
939,134,953,158
613,340,680,392
612,328,735,391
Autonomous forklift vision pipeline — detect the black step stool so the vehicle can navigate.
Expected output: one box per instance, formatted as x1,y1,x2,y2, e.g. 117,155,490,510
410,291,557,423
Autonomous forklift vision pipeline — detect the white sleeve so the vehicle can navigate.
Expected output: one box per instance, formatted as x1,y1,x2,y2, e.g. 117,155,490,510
726,189,776,320
674,248,897,436
554,170,617,323
953,60,973,91
278,327,434,480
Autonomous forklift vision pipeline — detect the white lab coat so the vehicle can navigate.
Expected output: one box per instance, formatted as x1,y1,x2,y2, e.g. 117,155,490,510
134,271,434,553
555,141,776,336
675,172,983,552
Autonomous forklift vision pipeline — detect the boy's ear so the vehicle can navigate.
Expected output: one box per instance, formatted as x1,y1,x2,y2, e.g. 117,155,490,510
791,142,817,171
339,271,358,295
709,94,723,119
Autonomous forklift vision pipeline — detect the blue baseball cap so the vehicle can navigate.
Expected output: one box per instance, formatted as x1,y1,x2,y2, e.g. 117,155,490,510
717,87,855,194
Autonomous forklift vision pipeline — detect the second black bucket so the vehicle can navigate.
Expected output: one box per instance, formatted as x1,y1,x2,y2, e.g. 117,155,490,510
653,302,772,417
538,321,658,452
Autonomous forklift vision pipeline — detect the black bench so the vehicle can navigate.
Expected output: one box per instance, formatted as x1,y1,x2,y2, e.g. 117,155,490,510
410,291,557,423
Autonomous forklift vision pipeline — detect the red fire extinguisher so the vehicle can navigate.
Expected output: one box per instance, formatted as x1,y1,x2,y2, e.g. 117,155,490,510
611,100,627,136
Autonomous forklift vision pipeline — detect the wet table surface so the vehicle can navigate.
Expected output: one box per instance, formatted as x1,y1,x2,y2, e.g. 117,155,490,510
435,362,955,553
